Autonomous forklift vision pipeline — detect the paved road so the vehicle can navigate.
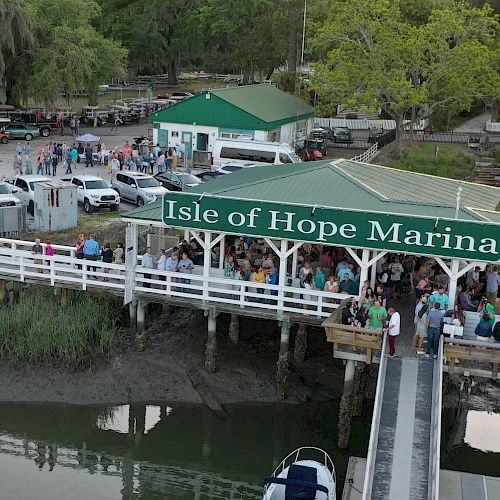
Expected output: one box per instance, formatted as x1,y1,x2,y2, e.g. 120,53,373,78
453,111,490,133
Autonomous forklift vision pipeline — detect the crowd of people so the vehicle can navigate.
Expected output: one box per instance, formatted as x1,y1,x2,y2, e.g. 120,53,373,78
25,230,500,356
12,139,184,178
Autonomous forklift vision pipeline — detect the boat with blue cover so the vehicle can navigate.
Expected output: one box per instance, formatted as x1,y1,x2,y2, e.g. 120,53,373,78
262,447,336,500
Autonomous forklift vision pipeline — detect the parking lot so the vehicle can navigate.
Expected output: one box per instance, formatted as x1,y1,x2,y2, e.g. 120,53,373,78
0,123,372,217
0,123,152,214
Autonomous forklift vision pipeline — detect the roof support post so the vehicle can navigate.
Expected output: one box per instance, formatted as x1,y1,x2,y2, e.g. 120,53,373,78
358,249,371,296
447,259,460,309
191,230,225,304
124,222,138,305
218,234,225,270
277,239,288,318
264,238,303,319
435,258,485,309
370,251,378,289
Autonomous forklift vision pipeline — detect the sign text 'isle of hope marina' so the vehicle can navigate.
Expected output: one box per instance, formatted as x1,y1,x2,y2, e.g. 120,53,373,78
162,195,500,262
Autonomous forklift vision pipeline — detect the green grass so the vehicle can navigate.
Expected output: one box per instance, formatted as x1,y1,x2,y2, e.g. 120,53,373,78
0,286,120,368
387,143,475,180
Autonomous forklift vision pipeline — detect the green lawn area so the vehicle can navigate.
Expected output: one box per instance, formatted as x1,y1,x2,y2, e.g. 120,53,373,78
384,143,475,180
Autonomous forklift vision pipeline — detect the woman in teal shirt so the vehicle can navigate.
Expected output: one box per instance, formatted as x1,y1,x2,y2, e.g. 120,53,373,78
314,265,326,291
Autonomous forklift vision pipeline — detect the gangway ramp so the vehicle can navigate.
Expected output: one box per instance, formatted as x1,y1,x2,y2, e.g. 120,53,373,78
362,340,443,499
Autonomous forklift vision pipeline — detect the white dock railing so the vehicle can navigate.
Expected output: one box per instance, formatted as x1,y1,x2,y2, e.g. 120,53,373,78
0,244,356,319
362,331,388,500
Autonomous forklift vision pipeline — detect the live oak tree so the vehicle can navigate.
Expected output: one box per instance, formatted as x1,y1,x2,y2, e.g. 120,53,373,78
312,0,500,150
26,0,127,107
0,0,34,104
197,0,288,84
100,0,202,86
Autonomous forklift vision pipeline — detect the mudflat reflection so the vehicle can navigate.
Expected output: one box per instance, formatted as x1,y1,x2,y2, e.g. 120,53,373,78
0,401,371,499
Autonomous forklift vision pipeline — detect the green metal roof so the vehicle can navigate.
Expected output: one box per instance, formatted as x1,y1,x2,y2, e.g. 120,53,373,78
148,85,313,131
209,85,313,123
123,159,500,224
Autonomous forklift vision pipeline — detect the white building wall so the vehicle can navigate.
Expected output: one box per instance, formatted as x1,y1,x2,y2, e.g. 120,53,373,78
153,122,219,151
279,117,314,147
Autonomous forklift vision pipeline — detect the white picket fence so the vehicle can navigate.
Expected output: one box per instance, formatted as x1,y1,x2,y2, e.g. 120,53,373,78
315,117,429,131
351,143,379,163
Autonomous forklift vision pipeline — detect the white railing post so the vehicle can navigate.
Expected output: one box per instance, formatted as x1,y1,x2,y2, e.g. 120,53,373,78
19,255,25,282
240,282,246,308
82,260,88,291
49,257,55,286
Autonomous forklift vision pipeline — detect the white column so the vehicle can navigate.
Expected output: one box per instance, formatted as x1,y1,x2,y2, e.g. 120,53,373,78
370,251,378,289
124,223,138,305
203,232,211,302
218,234,225,270
448,259,460,309
184,229,190,242
291,247,298,278
277,239,288,315
358,249,370,296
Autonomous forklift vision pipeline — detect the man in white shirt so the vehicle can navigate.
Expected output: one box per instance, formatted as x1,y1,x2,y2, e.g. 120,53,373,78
142,246,154,288
385,307,401,357
466,266,481,292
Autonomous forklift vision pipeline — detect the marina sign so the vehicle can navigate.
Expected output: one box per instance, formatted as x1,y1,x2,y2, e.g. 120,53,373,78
163,194,500,261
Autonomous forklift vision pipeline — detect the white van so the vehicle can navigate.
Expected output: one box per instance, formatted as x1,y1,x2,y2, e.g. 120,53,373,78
211,138,302,168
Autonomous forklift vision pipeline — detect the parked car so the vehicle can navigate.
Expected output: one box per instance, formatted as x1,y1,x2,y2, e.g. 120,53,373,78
111,172,168,206
309,128,328,140
66,175,120,213
196,171,218,182
0,130,9,144
154,172,202,191
169,91,194,101
332,127,353,144
214,163,257,175
12,175,51,215
80,106,107,126
368,126,384,144
1,122,40,141
0,182,22,207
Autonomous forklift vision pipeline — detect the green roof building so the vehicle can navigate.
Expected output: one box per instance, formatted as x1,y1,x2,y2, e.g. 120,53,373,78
149,85,314,159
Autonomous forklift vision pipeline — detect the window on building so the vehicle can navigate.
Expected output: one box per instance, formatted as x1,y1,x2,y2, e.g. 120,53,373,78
171,131,179,138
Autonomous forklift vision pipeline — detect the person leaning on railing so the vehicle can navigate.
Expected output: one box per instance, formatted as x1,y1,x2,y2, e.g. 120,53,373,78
31,238,43,273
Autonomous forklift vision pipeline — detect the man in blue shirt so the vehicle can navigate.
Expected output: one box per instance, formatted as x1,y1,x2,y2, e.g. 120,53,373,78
83,234,100,277
425,302,444,358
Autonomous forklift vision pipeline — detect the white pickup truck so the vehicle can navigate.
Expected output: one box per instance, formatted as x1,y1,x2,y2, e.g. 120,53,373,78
65,175,120,213
12,175,51,215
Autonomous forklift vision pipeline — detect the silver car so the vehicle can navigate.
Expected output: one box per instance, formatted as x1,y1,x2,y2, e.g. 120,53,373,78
111,172,168,206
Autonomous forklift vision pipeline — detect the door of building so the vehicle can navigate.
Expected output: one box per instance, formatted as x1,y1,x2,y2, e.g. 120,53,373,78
182,132,193,160
158,129,168,148
196,133,209,151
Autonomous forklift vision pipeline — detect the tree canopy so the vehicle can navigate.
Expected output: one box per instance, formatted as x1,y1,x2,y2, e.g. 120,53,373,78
311,0,500,137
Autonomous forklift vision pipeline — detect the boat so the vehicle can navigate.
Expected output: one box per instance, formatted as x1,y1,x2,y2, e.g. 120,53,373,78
262,447,336,500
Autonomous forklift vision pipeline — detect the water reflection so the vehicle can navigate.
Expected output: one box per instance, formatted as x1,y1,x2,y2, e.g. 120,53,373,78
441,406,500,478
465,410,500,454
0,401,371,499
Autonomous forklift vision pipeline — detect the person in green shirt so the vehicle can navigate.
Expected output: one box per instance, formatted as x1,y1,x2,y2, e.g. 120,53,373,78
368,300,388,329
314,265,326,291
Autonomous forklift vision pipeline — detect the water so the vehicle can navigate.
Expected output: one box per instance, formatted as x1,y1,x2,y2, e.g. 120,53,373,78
0,401,371,499
441,407,500,478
